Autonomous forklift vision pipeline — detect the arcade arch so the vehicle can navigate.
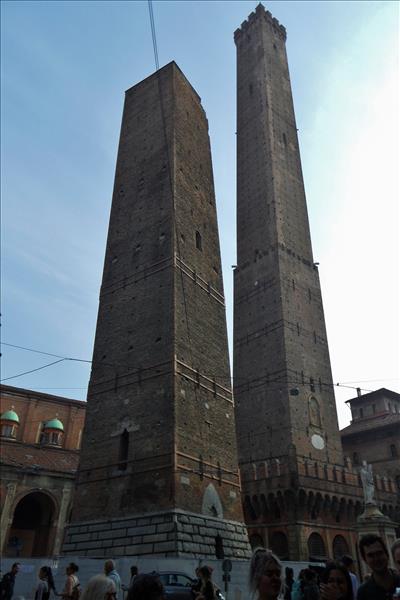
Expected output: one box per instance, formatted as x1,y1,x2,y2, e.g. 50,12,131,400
6,491,57,557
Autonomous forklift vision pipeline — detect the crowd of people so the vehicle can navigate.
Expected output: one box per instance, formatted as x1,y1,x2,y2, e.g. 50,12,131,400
1,534,400,600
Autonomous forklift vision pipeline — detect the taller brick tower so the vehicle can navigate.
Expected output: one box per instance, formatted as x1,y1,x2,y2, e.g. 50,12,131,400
233,5,366,561
63,62,250,558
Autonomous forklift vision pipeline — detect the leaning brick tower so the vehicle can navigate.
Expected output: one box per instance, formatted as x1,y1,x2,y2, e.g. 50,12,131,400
63,62,250,558
233,4,367,561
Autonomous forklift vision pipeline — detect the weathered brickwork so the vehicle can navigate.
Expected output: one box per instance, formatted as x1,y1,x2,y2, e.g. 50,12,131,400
233,4,399,560
65,62,250,558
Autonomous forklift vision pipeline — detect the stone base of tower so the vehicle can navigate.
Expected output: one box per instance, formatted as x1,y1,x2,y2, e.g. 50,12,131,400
62,509,251,559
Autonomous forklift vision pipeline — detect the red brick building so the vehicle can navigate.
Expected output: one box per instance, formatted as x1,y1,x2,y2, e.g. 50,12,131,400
0,385,86,557
341,388,400,490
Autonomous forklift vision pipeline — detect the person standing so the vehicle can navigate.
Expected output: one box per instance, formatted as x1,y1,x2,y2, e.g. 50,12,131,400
284,567,294,600
0,563,20,600
341,556,359,599
248,547,284,600
302,569,319,600
357,534,400,599
122,566,138,595
81,575,116,600
320,562,353,600
104,561,121,599
126,574,164,600
59,563,80,599
34,567,49,600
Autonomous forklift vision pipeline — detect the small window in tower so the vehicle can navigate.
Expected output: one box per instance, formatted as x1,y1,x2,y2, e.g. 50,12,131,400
118,429,129,471
390,444,398,458
310,378,315,392
195,231,202,251
215,535,224,559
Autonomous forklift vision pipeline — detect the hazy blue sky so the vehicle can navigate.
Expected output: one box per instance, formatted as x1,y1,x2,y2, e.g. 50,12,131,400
1,1,399,428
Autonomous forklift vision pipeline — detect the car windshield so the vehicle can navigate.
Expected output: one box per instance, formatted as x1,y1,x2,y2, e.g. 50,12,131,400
160,574,193,587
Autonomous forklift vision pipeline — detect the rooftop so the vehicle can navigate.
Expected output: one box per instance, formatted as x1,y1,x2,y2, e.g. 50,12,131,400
0,439,79,475
340,412,400,436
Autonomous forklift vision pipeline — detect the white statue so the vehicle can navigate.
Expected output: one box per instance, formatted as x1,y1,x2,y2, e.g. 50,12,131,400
360,461,376,505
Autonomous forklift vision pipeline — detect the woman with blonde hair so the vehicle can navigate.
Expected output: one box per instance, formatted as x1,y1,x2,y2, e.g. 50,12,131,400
80,575,116,600
249,548,284,600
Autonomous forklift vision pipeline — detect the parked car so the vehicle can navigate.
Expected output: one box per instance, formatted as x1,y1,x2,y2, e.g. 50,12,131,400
157,571,225,600
158,572,195,600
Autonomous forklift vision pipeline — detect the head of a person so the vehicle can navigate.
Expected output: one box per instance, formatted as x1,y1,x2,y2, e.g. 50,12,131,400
104,560,115,575
321,562,353,600
127,573,164,600
340,555,355,573
249,547,283,600
81,574,116,600
303,569,317,584
391,538,400,572
284,567,293,581
199,566,212,582
130,566,138,577
11,563,20,575
66,563,79,576
359,534,389,574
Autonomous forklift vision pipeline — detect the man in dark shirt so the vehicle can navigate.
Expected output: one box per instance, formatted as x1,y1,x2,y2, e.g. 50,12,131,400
357,534,400,599
0,563,20,600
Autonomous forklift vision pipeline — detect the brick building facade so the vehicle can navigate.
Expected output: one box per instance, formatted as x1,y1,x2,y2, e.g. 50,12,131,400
0,384,85,557
232,4,399,561
341,389,400,487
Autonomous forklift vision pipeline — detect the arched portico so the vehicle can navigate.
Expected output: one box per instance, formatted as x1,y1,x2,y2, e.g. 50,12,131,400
6,491,57,557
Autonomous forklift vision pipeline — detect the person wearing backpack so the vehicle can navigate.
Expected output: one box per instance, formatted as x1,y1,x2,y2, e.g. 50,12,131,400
59,563,80,600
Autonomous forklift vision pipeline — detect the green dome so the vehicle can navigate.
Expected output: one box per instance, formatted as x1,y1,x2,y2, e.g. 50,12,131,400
1,410,20,424
44,418,64,431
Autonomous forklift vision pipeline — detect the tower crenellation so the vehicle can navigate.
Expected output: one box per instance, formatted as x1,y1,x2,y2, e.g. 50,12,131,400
234,3,286,44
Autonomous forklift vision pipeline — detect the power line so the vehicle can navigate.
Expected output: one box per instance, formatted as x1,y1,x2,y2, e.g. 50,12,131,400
1,340,378,393
0,359,66,382
148,0,159,70
1,342,90,363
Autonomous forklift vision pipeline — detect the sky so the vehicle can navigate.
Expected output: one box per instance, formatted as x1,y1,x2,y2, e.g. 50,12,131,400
1,0,399,430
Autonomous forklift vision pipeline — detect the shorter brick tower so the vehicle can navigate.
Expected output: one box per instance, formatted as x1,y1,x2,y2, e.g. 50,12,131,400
63,62,250,559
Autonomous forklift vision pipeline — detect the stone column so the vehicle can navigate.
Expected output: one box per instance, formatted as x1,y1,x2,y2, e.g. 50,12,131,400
52,485,73,556
0,482,18,553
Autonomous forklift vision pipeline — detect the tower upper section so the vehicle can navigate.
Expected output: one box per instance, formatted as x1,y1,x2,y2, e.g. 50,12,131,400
235,3,313,267
233,5,343,468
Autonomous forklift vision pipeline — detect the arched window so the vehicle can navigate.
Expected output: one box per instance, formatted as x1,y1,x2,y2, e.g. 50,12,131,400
195,231,202,251
270,531,289,560
309,397,321,427
308,532,327,560
332,535,349,559
215,534,224,559
118,429,129,471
